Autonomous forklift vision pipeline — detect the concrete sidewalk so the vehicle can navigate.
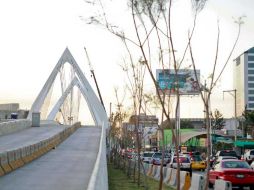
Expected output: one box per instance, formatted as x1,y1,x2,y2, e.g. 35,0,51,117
0,127,101,190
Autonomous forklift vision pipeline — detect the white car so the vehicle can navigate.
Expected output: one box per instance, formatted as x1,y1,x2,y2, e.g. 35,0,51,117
141,151,154,163
244,149,254,163
169,156,192,175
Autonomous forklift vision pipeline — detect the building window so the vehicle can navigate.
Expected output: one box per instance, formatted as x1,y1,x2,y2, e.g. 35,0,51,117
248,70,254,74
249,97,254,101
249,90,254,94
249,63,254,68
248,56,254,61
249,103,254,108
249,83,254,88
248,77,254,81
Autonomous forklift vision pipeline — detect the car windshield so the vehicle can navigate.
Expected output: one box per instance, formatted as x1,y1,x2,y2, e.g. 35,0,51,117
250,150,254,155
222,161,251,169
220,151,237,157
173,157,190,163
153,153,162,158
192,156,202,161
143,153,154,157
221,156,237,160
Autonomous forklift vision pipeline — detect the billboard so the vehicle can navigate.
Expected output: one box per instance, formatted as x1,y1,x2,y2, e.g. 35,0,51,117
156,69,200,95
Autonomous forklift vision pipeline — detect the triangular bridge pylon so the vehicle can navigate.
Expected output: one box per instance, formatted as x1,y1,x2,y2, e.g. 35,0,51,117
27,47,108,127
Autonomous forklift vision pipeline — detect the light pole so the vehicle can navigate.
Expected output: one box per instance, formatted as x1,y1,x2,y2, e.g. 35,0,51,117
223,89,237,145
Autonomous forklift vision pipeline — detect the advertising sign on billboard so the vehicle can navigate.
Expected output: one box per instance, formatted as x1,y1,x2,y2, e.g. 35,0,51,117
156,69,200,95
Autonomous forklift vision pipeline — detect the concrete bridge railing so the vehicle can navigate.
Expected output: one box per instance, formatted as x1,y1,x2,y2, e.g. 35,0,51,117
0,119,31,136
87,122,108,190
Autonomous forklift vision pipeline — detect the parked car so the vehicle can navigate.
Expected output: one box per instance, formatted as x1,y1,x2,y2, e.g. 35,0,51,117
209,159,254,189
141,151,154,163
244,149,254,164
191,155,206,171
169,156,192,175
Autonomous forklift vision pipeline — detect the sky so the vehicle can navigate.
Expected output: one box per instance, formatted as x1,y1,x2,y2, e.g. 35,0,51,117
0,0,254,124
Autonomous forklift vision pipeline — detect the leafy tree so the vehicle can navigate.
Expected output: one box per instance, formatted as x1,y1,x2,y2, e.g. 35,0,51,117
181,119,194,129
211,109,225,130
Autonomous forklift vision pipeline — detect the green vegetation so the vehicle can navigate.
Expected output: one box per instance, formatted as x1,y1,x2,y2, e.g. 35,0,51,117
108,163,173,190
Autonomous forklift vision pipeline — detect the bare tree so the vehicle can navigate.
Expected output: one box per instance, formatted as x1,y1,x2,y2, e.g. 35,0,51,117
84,0,243,190
188,15,244,189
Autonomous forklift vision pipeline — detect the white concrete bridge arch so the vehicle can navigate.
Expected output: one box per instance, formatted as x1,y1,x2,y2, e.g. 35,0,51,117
27,47,108,128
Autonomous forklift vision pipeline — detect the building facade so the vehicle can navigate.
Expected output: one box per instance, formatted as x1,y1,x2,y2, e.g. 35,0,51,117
233,47,254,116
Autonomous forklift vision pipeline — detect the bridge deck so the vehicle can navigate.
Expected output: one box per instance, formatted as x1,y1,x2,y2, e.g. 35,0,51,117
0,124,70,152
0,126,101,190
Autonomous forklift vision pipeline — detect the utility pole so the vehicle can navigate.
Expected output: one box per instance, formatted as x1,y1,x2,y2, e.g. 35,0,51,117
223,89,237,145
84,47,106,111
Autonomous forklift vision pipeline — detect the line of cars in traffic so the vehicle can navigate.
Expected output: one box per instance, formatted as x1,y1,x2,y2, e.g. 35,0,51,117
131,150,206,176
126,149,254,189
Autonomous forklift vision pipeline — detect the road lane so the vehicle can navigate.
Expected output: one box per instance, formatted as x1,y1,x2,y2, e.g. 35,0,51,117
0,126,101,190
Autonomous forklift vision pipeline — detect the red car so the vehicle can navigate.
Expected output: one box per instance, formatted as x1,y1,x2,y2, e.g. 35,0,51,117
209,159,254,189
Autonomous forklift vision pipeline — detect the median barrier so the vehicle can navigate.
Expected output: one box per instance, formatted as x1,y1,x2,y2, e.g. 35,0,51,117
33,143,40,158
21,146,28,163
26,145,33,162
14,148,24,168
214,179,232,190
180,170,191,190
45,138,52,152
163,167,172,184
168,168,177,186
0,152,12,174
21,146,31,163
37,141,45,156
155,165,166,181
146,164,153,176
162,167,168,182
151,165,158,177
142,163,149,174
30,144,37,160
189,173,205,190
0,164,4,176
153,165,160,180
7,150,17,170
41,140,48,154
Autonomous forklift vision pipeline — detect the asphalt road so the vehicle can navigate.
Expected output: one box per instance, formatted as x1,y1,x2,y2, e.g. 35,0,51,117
0,126,101,190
